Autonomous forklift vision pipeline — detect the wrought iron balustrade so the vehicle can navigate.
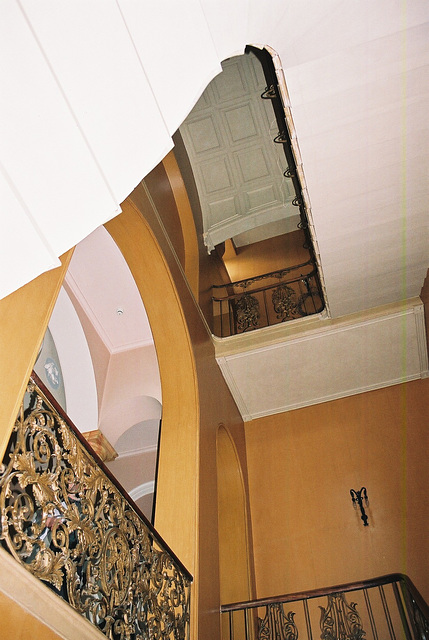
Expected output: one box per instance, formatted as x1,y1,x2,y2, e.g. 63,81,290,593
212,261,324,337
221,574,429,640
0,373,192,640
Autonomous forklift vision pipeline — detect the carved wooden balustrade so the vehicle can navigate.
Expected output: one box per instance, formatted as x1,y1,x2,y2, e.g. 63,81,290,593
212,261,324,338
0,373,192,640
221,574,429,640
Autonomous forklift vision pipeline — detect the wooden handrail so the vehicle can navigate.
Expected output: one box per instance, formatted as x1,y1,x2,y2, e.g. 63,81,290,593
401,573,429,621
212,260,314,291
221,573,425,613
212,270,319,302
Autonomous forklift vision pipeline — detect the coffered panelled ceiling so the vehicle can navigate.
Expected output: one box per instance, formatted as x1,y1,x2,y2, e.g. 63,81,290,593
179,54,300,251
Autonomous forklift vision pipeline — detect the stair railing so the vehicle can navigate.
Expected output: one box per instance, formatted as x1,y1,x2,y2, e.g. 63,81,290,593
221,574,429,640
0,372,192,640
212,261,324,337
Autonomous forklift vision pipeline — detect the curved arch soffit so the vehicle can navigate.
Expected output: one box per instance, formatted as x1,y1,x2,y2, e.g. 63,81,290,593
114,417,160,457
129,481,155,503
48,286,98,432
104,204,198,420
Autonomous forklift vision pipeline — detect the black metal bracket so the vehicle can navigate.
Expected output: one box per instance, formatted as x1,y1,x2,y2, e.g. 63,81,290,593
350,487,369,526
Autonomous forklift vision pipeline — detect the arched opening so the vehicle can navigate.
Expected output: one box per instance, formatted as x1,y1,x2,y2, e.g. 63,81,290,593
217,424,254,639
217,424,253,603
174,47,324,337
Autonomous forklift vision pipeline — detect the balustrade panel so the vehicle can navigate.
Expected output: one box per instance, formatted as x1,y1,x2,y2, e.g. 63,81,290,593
0,375,192,640
212,262,324,337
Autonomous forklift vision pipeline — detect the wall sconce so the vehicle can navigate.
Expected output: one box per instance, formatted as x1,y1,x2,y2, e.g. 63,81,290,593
350,487,369,526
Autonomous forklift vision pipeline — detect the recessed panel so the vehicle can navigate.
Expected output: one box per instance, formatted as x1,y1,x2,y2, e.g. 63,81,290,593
235,147,270,182
245,184,278,211
208,196,239,226
224,103,258,143
200,156,233,193
185,115,221,154
190,89,212,112
212,61,248,102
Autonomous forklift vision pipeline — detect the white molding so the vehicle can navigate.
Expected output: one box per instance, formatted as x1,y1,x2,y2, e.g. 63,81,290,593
129,481,155,502
115,444,158,458
216,298,428,422
244,373,423,422
414,302,429,376
0,547,104,640
216,356,252,421
215,298,423,359
110,337,154,354
204,204,298,250
66,268,154,356
65,271,114,353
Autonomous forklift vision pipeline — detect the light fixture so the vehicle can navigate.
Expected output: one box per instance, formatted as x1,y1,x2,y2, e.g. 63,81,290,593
350,487,369,526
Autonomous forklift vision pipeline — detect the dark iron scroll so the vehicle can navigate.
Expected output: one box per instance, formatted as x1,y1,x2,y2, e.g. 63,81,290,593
222,574,429,640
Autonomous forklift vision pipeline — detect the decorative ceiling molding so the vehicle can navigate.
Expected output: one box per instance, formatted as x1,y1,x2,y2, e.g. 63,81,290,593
216,299,429,421
129,481,155,503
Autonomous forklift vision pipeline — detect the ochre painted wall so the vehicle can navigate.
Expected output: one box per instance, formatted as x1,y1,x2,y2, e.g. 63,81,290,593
0,159,246,640
217,425,254,605
223,229,308,284
245,378,429,602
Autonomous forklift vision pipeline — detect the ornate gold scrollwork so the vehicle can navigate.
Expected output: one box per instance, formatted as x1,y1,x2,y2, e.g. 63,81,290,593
0,378,191,640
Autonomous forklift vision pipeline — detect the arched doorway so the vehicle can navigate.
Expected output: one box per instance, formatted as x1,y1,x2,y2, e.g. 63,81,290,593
217,424,253,605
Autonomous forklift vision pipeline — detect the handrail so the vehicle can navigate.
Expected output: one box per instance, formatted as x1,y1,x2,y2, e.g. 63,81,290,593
221,573,424,612
211,264,324,337
221,573,429,640
0,373,192,639
212,260,314,291
401,573,429,625
212,270,319,302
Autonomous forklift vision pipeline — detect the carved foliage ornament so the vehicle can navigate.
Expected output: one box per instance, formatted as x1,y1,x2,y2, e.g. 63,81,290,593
0,380,191,640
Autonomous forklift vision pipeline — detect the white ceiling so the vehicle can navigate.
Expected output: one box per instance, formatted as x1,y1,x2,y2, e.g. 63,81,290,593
2,1,428,313
284,16,429,317
66,226,154,354
2,2,428,423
